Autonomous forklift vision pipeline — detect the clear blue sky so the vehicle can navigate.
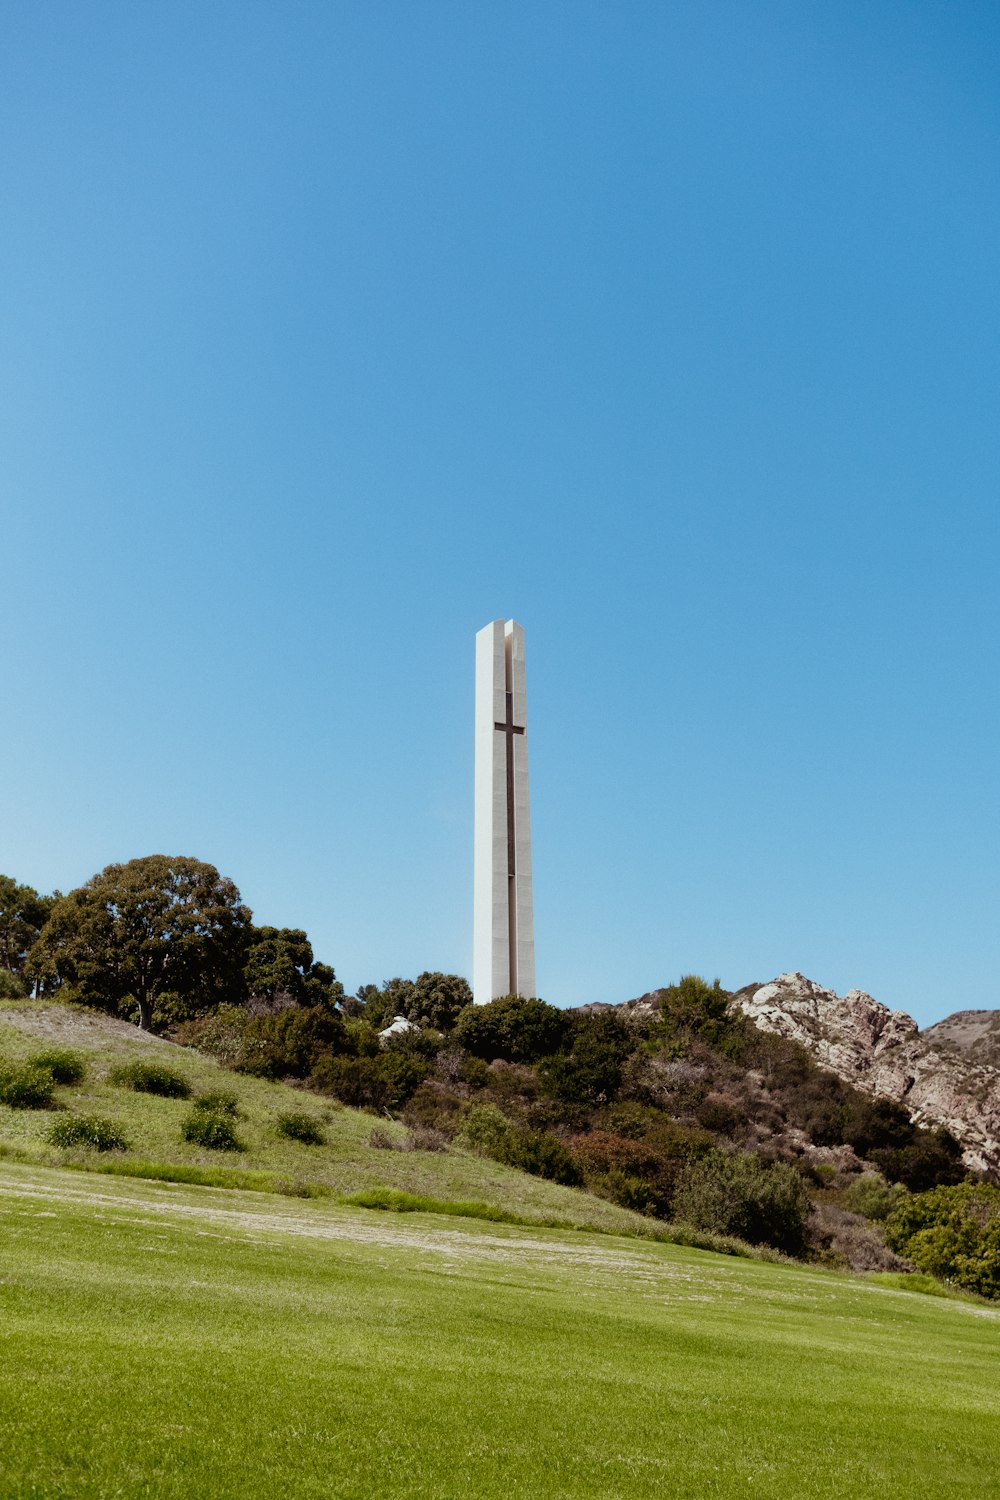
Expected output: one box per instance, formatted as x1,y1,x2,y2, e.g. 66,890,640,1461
3,2,998,1026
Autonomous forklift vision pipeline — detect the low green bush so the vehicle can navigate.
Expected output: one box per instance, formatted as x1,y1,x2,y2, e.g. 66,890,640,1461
181,1111,244,1151
32,1048,87,1085
843,1172,908,1222
192,1090,240,1116
672,1149,811,1253
48,1116,128,1152
110,1062,192,1098
0,1063,55,1110
276,1111,325,1145
884,1181,1000,1300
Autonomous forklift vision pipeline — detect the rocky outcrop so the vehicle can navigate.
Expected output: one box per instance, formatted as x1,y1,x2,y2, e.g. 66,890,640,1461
730,972,1000,1179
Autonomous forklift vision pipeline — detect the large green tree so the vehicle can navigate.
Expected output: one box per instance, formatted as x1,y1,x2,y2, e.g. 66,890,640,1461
0,876,57,990
27,855,252,1031
243,926,342,1009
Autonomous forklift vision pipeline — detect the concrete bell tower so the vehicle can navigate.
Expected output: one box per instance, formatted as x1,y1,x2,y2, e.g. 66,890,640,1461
473,620,536,1003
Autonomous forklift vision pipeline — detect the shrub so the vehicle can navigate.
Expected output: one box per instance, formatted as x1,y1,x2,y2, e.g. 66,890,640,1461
570,1130,693,1217
193,1090,240,1116
182,1110,244,1151
194,1092,242,1116
672,1149,811,1253
369,1127,401,1150
808,1202,910,1272
404,1125,448,1152
540,1011,631,1105
869,1128,966,1192
884,1181,1000,1300
276,1111,325,1145
110,1061,192,1098
457,1102,513,1156
451,995,570,1064
310,1051,428,1110
456,1102,580,1185
48,1115,128,1152
237,1005,347,1080
0,971,28,1000
497,1128,581,1186
31,1048,87,1085
0,1063,55,1109
658,975,734,1047
842,1172,908,1222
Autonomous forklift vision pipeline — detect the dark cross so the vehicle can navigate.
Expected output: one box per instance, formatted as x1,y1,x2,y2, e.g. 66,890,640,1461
495,691,524,879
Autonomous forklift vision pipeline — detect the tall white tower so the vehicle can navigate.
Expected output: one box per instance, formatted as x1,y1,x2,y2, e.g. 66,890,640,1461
473,619,536,1003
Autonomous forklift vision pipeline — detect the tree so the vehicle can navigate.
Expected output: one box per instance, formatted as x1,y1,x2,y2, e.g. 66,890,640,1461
0,876,57,988
243,926,342,1009
451,995,570,1063
540,1011,632,1104
405,972,473,1031
356,977,417,1030
658,975,733,1046
884,1182,1000,1300
27,855,252,1031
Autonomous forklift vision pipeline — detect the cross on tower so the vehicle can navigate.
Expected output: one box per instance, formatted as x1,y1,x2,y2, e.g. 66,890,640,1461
495,691,525,881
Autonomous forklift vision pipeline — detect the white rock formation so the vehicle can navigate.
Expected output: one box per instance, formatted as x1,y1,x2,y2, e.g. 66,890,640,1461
731,972,1000,1178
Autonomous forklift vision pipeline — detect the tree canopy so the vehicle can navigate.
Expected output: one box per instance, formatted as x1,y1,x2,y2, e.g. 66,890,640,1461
27,855,252,1030
244,926,342,1010
0,875,57,993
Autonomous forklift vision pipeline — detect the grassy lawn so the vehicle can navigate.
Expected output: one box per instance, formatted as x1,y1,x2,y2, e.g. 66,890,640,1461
1,1161,999,1498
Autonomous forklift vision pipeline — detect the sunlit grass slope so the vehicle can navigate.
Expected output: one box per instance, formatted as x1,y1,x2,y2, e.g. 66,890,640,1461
1,1161,998,1499
0,1001,652,1235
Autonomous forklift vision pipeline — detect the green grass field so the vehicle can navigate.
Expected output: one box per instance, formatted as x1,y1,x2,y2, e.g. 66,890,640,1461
1,1160,998,1499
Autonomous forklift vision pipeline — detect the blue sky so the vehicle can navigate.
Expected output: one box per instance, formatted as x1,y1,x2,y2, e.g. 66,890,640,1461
3,2,998,1025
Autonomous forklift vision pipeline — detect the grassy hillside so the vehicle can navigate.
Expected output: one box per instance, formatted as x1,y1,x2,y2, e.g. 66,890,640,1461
1,1160,998,1499
0,1001,655,1237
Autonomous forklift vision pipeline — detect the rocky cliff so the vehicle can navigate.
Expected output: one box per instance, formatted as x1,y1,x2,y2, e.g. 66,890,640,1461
730,972,1000,1179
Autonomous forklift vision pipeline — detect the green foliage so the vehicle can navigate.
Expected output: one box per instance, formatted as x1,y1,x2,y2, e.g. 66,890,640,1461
0,875,56,983
672,1149,811,1253
310,1050,429,1111
0,1062,55,1109
48,1115,128,1151
570,1125,711,1218
192,1090,240,1116
451,994,570,1064
842,1173,908,1222
496,1128,581,1186
26,855,252,1031
456,1102,580,1186
31,1048,87,1085
869,1128,966,1193
540,1010,631,1105
884,1182,1000,1299
276,1111,325,1145
110,1061,192,1098
457,1102,516,1156
237,1005,347,1080
404,972,474,1031
658,975,734,1046
181,1110,244,1151
355,978,417,1031
243,926,343,1009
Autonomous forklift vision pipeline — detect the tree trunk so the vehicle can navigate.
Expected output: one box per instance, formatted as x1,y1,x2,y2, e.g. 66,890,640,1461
137,995,154,1032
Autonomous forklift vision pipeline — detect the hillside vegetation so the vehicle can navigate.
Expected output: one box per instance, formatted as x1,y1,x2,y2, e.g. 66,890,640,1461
0,1002,662,1239
3,857,998,1296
